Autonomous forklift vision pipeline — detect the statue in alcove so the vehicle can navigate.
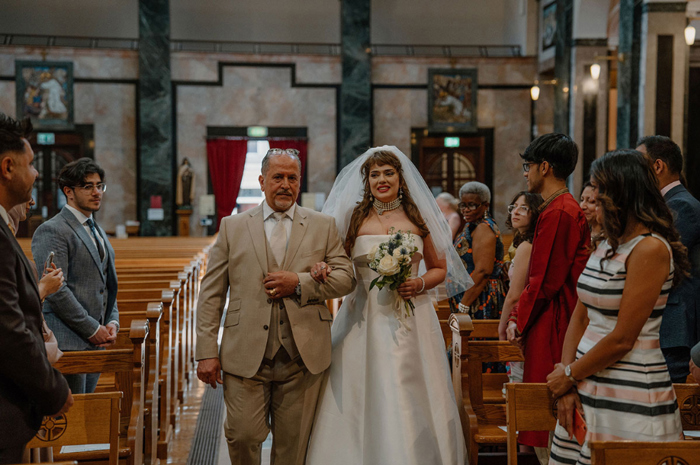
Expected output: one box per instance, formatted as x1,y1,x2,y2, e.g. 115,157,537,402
176,157,195,209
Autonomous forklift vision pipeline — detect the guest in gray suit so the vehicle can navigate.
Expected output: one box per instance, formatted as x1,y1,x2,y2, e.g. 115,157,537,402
637,136,700,383
0,114,72,463
32,158,120,394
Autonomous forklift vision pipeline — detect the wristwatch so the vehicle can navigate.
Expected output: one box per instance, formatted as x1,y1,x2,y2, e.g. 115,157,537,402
564,364,578,384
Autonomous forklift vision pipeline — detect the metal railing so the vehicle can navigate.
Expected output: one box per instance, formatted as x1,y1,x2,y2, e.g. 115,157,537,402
1,34,522,58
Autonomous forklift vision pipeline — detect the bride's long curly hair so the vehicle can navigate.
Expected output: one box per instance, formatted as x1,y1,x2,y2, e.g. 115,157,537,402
344,150,429,254
591,149,689,286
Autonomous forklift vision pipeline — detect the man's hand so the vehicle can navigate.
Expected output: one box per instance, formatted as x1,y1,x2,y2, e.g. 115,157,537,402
52,390,74,416
197,358,223,389
106,322,118,339
89,325,117,348
690,360,700,383
263,271,299,298
506,321,523,349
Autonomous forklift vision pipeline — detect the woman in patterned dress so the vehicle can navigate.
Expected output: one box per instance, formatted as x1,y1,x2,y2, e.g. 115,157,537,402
450,181,507,319
546,149,690,465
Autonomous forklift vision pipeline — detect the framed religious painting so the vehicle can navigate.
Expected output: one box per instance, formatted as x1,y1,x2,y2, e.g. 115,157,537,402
541,1,557,52
428,68,478,133
15,60,74,129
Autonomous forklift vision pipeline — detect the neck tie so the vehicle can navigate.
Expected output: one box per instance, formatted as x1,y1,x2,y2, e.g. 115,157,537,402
86,218,105,261
7,221,16,236
270,212,288,266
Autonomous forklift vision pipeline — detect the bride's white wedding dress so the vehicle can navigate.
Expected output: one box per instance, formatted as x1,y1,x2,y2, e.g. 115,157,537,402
306,235,467,465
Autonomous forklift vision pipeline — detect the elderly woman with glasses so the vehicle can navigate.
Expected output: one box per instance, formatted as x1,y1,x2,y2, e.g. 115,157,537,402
449,181,507,320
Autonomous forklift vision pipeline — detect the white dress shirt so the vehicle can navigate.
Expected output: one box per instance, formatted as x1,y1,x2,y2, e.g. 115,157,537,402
0,204,10,231
262,200,295,244
660,180,682,197
65,204,105,251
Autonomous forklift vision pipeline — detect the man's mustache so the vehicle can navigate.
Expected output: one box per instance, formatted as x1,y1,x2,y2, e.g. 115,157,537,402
276,190,293,196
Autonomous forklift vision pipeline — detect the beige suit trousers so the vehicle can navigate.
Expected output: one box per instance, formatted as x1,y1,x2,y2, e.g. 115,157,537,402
223,349,324,465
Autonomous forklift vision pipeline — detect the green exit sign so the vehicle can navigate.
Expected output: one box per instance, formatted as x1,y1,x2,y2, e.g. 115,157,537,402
444,137,460,147
247,126,268,137
37,133,55,145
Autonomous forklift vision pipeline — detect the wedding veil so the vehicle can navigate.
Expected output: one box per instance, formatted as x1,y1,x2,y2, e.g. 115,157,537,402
322,145,473,298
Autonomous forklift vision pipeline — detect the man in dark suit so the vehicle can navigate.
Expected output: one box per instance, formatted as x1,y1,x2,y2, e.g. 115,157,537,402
637,136,700,383
0,113,72,463
32,158,120,394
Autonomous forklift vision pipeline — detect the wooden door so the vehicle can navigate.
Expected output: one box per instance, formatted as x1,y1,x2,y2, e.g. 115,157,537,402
418,136,486,196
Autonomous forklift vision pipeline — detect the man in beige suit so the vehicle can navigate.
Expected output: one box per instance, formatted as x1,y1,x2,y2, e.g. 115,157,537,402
196,148,355,465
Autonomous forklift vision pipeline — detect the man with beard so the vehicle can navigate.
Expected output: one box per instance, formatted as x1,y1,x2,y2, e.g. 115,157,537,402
32,158,119,394
0,114,72,462
506,133,590,463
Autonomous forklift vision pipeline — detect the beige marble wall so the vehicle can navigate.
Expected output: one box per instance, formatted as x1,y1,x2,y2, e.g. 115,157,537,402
0,46,138,233
372,56,538,229
173,52,340,235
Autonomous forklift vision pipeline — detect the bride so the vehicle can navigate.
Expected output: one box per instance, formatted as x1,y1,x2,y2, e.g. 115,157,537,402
305,146,471,464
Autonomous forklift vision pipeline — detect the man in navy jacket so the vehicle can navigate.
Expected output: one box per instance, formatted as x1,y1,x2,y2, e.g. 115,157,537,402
638,136,700,383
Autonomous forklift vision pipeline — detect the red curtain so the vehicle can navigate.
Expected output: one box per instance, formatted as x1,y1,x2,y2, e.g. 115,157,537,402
206,139,247,231
268,138,307,181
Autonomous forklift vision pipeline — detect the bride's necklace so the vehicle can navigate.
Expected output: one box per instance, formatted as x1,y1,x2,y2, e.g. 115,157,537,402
373,197,401,216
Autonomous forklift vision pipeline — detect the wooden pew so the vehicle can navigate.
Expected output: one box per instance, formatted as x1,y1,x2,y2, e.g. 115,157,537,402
27,393,121,465
504,383,556,465
450,313,524,465
505,383,700,465
590,441,700,464
52,320,148,465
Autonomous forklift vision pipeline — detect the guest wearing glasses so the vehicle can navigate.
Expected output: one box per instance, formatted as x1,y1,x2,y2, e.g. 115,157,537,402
32,158,120,394
580,181,602,241
497,191,543,342
450,181,507,320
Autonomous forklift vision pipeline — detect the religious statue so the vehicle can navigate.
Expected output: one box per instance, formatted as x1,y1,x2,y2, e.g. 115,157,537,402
176,157,195,208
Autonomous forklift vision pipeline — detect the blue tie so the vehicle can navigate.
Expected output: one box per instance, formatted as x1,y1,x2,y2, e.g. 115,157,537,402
86,218,105,261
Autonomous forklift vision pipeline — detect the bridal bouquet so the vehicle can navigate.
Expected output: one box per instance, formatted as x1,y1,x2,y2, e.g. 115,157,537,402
367,228,419,323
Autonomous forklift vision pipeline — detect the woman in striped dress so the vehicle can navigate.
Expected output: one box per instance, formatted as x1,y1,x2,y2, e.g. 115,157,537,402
546,149,690,465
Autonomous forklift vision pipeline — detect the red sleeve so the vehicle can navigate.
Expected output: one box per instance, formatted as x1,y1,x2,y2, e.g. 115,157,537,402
516,209,583,335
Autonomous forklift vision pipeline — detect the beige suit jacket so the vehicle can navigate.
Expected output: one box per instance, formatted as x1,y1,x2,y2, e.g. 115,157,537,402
195,204,355,378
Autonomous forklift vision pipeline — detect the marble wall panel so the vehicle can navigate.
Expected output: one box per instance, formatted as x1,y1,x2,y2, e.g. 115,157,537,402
176,65,337,235
0,47,138,79
0,82,17,116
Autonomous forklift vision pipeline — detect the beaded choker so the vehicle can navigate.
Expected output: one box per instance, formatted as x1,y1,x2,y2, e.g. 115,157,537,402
373,197,401,215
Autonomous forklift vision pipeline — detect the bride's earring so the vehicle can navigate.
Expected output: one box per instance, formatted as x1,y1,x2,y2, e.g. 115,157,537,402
399,188,403,201
369,192,374,202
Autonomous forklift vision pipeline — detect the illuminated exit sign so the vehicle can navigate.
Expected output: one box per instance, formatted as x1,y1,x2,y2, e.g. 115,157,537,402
444,137,460,147
247,126,268,137
37,133,55,145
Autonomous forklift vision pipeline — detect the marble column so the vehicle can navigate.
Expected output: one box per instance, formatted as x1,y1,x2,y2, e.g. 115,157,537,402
339,0,372,169
138,0,174,236
616,0,642,148
554,0,574,135
569,41,610,195
637,2,688,146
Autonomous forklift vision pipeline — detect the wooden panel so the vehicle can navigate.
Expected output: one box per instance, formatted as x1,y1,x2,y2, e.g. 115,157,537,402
54,349,134,374
590,441,700,465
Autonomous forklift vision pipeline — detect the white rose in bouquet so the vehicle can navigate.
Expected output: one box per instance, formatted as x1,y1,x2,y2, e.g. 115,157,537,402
392,247,411,265
377,254,400,276
367,244,379,261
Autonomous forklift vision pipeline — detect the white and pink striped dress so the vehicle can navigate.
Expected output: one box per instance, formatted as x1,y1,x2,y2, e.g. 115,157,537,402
549,234,683,465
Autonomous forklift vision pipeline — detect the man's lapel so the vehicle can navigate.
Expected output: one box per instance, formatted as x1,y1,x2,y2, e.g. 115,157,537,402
60,208,105,279
0,221,40,296
246,205,268,275
283,207,308,270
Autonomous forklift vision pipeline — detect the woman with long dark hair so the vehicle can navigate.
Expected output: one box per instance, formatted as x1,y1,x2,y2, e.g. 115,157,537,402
497,191,543,341
547,149,689,464
305,146,471,465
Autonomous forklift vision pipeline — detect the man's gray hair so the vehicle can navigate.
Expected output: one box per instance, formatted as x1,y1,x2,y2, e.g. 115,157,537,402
261,149,302,175
458,181,491,203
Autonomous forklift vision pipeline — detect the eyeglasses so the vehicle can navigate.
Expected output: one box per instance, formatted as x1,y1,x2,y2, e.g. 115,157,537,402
522,162,539,173
508,204,530,215
266,148,300,156
458,202,483,211
72,183,107,193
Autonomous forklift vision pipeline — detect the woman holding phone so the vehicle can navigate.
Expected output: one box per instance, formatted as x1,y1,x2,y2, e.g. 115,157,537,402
547,150,687,464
